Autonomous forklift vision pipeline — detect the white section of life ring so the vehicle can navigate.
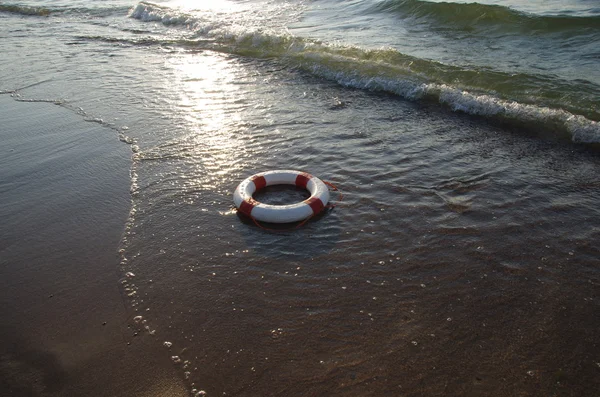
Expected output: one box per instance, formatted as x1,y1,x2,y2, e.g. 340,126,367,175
233,170,330,223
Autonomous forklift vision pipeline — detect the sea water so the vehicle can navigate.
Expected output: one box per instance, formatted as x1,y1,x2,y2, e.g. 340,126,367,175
1,1,599,395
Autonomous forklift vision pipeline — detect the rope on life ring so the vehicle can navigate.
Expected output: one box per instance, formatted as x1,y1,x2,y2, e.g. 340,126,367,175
233,170,341,229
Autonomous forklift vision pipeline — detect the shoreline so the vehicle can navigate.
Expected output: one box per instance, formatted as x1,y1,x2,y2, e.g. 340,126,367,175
0,95,187,396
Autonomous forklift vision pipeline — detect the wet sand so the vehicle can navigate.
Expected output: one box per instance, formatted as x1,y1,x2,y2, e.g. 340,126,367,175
0,95,186,396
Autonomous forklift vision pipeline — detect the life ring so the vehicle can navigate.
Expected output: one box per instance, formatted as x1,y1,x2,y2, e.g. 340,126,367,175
233,170,330,223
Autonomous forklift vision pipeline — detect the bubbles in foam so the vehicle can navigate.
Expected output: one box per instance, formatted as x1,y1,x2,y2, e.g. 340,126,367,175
129,2,195,25
568,116,600,143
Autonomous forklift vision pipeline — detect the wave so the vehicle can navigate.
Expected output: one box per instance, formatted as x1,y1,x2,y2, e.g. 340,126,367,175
0,3,132,18
0,4,53,16
127,2,600,144
293,49,600,143
129,2,195,25
372,0,600,34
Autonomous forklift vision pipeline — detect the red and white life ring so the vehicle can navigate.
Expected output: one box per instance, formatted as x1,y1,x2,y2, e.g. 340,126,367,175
233,170,330,223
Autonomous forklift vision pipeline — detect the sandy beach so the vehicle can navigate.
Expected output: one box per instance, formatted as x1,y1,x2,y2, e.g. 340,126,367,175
0,95,186,396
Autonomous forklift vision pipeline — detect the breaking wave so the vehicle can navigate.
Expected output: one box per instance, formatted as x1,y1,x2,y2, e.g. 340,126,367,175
125,1,600,143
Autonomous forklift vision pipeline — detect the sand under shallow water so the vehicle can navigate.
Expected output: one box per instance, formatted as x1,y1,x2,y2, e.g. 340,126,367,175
1,0,600,395
0,95,187,397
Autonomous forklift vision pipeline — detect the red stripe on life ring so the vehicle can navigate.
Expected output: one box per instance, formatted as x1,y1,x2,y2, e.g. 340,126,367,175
295,173,311,189
239,198,258,217
251,175,267,191
304,196,325,215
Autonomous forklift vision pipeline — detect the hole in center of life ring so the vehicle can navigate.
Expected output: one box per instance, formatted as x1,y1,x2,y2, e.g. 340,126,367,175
253,185,311,206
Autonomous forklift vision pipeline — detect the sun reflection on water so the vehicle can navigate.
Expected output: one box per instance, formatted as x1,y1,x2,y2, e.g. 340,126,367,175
168,51,253,192
168,0,247,13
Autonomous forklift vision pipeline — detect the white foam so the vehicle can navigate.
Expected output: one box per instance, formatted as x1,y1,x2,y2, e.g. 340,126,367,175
311,65,600,143
567,115,600,143
171,355,182,364
129,2,195,26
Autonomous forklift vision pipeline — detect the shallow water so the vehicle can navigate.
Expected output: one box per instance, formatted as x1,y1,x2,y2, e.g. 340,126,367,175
1,1,599,395
119,54,600,395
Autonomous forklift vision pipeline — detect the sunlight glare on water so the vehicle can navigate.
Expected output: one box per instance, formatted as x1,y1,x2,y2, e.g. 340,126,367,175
171,52,241,131
166,52,253,191
168,0,247,13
